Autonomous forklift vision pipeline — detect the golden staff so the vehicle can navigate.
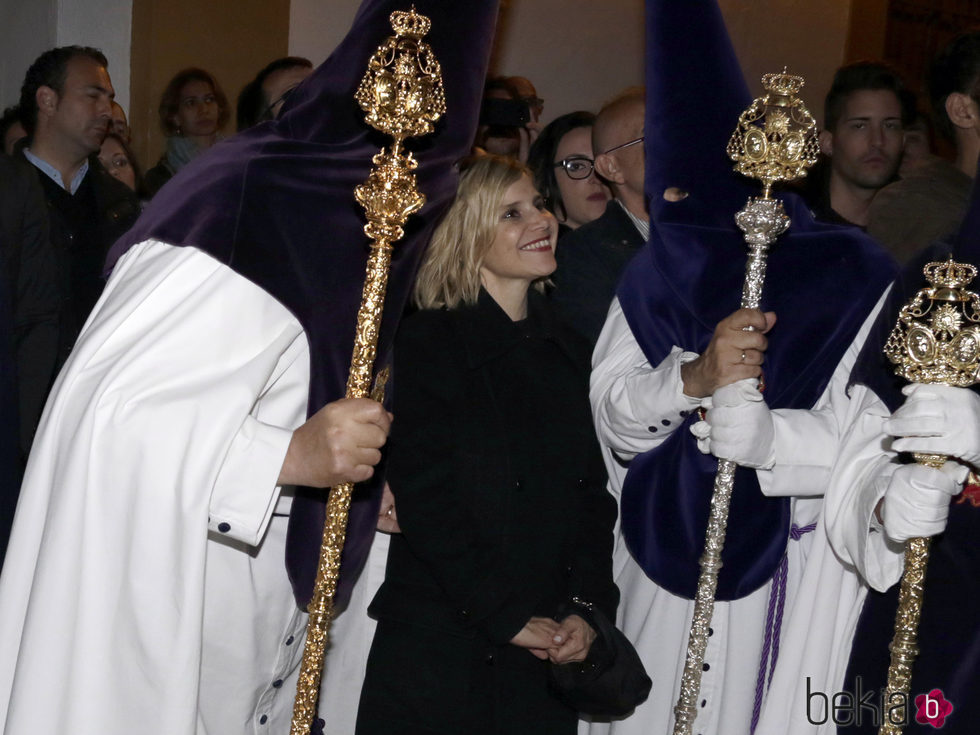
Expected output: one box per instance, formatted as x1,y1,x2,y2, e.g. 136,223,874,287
672,70,819,735
878,257,980,734
290,8,446,734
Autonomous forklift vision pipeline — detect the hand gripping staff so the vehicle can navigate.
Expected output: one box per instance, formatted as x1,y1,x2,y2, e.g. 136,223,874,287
672,71,819,735
289,8,446,734
877,258,980,734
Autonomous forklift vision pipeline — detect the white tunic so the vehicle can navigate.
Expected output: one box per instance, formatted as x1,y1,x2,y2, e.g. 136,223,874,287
582,296,880,735
0,240,376,734
755,295,905,734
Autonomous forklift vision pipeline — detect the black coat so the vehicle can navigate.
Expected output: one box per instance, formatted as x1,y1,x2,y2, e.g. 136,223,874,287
358,290,618,735
0,154,51,557
550,200,645,346
11,150,140,451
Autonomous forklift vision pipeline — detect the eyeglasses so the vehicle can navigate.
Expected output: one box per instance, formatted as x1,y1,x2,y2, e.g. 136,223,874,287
553,156,595,180
603,136,644,155
521,96,544,109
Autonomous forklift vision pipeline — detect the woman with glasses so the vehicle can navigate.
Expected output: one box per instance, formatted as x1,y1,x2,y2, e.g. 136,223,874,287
145,68,230,198
98,132,146,201
356,155,618,734
528,111,610,236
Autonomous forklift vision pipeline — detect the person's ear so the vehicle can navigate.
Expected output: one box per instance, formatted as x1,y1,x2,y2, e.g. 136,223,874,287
818,129,834,156
946,92,979,132
594,152,622,184
36,86,58,117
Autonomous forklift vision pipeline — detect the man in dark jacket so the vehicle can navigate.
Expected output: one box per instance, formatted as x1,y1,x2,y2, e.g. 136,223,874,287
551,88,647,346
0,154,51,558
14,45,140,449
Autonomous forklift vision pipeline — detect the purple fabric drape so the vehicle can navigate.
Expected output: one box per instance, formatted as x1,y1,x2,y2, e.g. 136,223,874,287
106,0,500,607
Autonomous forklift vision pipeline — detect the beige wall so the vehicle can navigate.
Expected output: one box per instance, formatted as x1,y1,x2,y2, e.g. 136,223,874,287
720,0,852,126
129,0,290,167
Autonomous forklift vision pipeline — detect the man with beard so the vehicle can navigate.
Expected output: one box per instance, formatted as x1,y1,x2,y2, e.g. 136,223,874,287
803,62,913,228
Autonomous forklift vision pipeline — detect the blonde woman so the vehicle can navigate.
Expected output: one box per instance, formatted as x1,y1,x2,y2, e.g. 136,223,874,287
356,155,618,734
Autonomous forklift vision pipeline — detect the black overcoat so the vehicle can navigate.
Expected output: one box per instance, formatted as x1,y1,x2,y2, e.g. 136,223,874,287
358,289,618,734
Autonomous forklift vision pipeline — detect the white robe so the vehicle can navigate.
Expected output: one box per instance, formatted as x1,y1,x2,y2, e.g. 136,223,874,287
582,296,883,735
0,240,378,734
753,290,908,735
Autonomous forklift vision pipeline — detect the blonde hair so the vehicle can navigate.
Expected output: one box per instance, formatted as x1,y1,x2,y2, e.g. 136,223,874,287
414,155,531,309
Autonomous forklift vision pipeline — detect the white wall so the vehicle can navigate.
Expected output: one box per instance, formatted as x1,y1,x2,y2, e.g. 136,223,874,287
56,0,134,111
0,0,132,112
0,0,58,109
288,0,360,67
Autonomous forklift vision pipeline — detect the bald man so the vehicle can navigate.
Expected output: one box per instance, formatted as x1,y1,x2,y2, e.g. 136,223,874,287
551,88,647,345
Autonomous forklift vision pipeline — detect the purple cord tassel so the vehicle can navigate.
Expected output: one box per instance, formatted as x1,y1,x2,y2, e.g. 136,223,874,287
749,522,817,733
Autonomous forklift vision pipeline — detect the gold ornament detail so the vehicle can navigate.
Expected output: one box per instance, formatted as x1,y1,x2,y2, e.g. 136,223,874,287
673,70,819,735
290,7,445,735
878,257,980,735
884,258,980,386
727,68,819,199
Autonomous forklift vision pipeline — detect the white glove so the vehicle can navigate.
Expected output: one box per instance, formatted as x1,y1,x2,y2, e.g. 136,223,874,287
880,461,968,543
689,378,775,469
885,384,980,467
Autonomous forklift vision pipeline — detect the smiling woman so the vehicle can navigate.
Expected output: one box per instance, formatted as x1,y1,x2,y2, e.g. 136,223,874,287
356,155,619,734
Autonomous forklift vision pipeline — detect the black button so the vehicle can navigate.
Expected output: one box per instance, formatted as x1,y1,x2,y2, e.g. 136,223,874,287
680,410,690,417
485,654,494,665
259,715,268,725
515,480,522,491
708,627,714,637
459,609,470,619
702,663,710,671
217,522,231,533
273,678,283,688
701,699,706,708
661,419,671,426
285,636,294,646
647,426,658,433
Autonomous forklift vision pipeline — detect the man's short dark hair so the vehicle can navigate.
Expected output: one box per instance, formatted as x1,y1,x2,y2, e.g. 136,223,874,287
928,30,980,141
236,56,313,131
823,61,915,132
19,46,108,136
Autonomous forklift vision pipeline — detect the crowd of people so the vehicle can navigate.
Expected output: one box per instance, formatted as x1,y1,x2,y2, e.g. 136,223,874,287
0,0,979,732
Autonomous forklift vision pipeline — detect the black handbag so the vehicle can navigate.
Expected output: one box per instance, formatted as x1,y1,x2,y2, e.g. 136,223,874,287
547,597,652,717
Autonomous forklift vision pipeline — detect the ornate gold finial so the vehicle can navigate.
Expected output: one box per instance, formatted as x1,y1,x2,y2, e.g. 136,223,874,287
727,68,819,198
885,257,980,386
878,258,980,735
355,6,446,143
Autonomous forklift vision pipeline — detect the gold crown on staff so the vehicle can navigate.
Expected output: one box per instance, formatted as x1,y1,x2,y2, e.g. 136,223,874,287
355,5,447,142
727,68,819,197
885,257,980,385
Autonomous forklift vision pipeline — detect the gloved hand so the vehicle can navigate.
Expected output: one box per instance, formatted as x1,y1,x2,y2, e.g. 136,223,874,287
880,461,968,543
689,378,775,469
885,384,980,468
